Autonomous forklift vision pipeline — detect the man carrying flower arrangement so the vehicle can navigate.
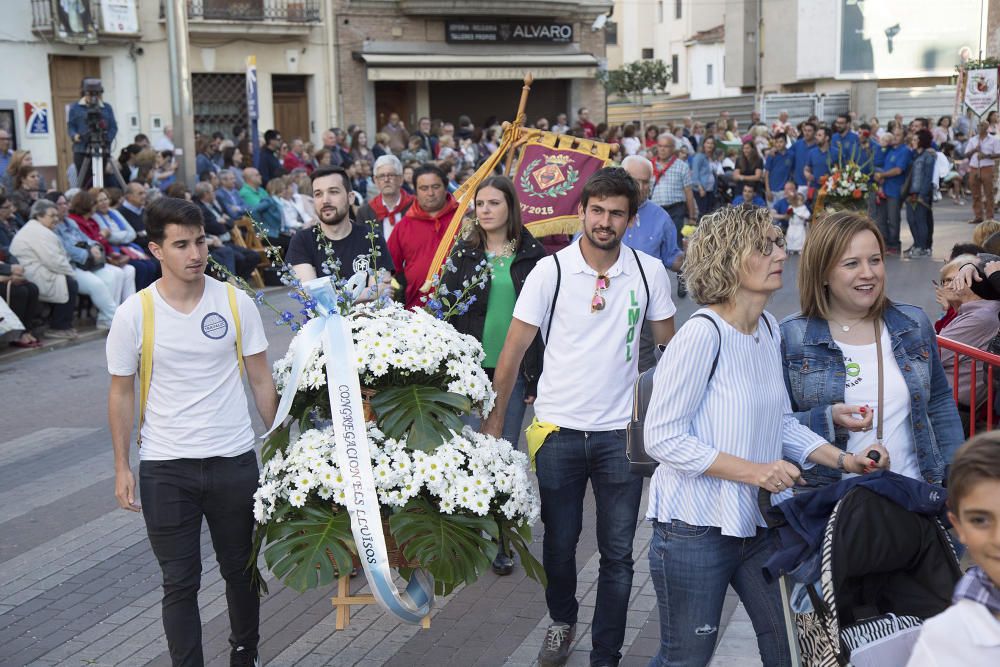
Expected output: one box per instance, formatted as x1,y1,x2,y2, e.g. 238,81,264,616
106,197,278,667
483,167,677,667
286,165,394,291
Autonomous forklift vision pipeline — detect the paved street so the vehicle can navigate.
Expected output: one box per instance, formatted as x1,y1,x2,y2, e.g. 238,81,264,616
0,201,975,666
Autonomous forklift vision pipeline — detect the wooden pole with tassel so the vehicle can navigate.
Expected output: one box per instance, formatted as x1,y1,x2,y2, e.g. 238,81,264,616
505,73,534,176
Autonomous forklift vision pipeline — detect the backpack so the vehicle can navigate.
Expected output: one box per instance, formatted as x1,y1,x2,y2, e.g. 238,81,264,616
625,312,773,476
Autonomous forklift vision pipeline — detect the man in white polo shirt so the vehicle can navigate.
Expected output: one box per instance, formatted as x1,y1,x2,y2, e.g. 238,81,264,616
106,197,277,667
483,167,676,667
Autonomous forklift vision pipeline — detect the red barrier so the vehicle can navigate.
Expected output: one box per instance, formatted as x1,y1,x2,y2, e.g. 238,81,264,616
937,336,1000,434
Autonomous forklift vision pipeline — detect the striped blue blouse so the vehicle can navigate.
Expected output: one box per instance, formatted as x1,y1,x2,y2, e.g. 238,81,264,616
644,309,827,537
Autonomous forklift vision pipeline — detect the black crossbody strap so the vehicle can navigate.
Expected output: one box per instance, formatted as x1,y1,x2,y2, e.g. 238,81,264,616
690,313,722,382
547,254,561,344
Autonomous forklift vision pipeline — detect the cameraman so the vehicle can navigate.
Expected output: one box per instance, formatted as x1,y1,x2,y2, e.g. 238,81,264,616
68,78,118,188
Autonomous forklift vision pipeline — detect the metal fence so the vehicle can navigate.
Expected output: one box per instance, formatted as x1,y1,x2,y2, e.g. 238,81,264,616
876,86,959,123
938,336,1000,436
184,0,321,22
608,93,756,129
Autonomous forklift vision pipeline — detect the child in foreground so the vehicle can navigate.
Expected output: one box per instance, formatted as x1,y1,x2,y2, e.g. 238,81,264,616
906,431,1000,665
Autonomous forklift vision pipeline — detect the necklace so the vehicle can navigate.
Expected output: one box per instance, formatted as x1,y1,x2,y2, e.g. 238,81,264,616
486,238,516,259
830,316,866,332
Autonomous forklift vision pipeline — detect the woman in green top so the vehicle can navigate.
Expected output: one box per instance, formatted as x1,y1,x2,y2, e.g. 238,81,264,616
444,175,545,574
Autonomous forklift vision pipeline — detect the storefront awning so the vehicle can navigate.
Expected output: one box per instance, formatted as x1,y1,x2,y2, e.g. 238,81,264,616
358,52,600,82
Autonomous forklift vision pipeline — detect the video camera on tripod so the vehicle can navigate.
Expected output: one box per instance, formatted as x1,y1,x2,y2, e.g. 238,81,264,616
73,78,124,189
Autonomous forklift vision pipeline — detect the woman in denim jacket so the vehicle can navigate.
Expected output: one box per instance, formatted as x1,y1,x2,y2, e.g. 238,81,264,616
690,137,719,217
780,212,963,488
904,129,937,258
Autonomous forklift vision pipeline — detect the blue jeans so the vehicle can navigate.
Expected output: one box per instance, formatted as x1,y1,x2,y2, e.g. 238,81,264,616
536,428,643,666
463,372,528,449
905,196,933,250
647,520,790,667
876,196,902,251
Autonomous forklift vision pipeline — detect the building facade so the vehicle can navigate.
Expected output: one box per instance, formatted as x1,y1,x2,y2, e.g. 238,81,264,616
7,0,336,190
335,0,613,136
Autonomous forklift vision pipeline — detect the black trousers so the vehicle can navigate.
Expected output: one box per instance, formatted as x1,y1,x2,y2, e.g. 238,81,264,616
663,202,688,245
2,280,40,330
48,276,78,330
139,450,260,667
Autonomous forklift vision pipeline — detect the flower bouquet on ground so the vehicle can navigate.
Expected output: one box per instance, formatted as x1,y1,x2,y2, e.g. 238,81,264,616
221,218,543,616
817,161,872,213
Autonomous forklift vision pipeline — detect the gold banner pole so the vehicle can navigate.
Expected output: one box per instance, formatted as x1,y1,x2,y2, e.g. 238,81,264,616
504,73,534,176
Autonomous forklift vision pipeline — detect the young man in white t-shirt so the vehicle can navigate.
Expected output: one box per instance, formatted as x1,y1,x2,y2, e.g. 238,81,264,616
483,167,677,667
106,197,277,667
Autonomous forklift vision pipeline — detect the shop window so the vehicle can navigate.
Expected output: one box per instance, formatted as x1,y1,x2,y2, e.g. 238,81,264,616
192,73,248,139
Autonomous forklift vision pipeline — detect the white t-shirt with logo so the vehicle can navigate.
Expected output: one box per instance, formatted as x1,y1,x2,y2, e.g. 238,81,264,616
835,324,921,480
106,277,268,460
513,240,676,431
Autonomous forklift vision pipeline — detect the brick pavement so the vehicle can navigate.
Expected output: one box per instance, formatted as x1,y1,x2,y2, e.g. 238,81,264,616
0,202,974,666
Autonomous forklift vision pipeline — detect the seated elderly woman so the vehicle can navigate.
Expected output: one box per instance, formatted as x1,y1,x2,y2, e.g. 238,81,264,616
8,199,81,339
644,205,889,666
936,255,1000,435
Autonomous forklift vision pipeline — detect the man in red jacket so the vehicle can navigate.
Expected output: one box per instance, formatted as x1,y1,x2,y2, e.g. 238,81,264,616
387,163,458,309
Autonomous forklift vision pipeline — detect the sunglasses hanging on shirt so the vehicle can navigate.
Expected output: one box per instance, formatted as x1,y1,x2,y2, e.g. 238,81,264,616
591,274,611,313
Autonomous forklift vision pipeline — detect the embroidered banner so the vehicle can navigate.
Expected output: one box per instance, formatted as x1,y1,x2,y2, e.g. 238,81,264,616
965,68,999,118
513,138,614,238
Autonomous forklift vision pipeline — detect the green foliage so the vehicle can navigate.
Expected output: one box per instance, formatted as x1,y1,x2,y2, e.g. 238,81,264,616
960,58,1000,72
370,385,471,451
502,521,547,587
261,505,355,593
601,59,670,100
390,497,499,596
261,425,290,464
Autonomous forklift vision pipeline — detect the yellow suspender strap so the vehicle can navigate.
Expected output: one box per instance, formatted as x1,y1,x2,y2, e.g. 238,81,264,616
227,283,245,378
138,287,155,446
137,284,244,447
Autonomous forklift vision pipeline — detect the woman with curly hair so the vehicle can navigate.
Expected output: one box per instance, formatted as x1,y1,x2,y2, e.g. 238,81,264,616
643,205,890,666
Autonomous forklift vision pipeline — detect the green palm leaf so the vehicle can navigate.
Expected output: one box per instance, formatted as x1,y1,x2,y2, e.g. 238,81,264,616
503,521,547,586
261,505,355,592
389,497,498,596
370,385,471,451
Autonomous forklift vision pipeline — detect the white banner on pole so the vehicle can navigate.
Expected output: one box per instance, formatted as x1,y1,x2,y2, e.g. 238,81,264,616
965,68,999,118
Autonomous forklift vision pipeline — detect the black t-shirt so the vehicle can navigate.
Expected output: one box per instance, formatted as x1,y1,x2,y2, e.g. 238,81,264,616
286,223,395,279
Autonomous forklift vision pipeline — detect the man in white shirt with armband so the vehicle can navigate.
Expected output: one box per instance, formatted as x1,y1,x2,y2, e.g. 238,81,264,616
482,167,676,667
106,196,277,667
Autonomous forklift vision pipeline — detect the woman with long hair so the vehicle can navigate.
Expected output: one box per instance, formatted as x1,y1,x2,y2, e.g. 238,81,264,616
350,129,375,169
780,212,963,488
9,166,42,222
442,175,546,575
222,145,245,187
732,140,764,194
2,150,46,192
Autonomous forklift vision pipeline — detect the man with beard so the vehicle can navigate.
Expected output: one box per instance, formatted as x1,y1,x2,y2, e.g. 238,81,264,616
286,166,393,286
355,155,413,242
483,168,676,667
791,121,817,194
387,164,459,309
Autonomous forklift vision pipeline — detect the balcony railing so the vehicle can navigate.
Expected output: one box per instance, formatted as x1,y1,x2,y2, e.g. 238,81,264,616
31,0,140,36
184,0,321,22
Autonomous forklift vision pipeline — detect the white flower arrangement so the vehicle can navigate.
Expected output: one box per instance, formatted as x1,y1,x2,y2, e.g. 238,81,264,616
253,424,539,528
272,301,496,416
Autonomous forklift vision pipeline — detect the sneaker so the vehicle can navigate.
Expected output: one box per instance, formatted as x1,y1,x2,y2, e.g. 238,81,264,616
491,549,514,576
676,273,687,298
45,328,77,340
537,622,575,666
230,645,260,667
969,218,984,225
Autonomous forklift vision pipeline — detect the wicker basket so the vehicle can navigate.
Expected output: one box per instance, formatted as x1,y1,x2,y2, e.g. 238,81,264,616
326,512,420,571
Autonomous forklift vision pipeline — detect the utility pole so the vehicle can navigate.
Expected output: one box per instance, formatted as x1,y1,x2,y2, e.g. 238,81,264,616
165,0,195,186
755,0,764,114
